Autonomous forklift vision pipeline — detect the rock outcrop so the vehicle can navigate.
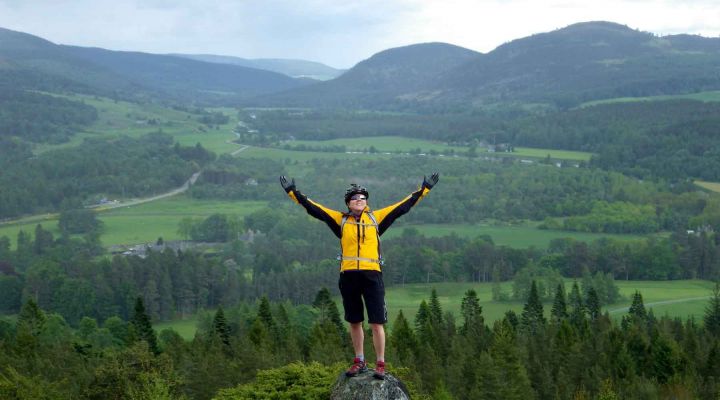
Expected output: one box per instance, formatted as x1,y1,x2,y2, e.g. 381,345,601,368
330,369,410,400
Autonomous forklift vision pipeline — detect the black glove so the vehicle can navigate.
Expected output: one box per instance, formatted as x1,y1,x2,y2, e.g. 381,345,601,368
422,172,439,190
280,176,296,193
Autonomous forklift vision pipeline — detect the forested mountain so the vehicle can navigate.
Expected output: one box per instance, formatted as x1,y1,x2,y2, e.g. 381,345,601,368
259,21,720,110
171,54,344,80
434,21,720,107
0,27,310,104
258,42,480,108
62,46,310,102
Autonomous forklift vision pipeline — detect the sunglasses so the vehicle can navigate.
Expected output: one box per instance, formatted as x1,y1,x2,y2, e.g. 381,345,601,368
350,195,367,201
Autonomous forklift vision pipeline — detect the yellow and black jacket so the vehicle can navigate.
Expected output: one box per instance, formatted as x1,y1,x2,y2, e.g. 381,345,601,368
287,187,431,272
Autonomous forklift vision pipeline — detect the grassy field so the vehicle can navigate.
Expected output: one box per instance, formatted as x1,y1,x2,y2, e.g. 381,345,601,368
98,197,267,245
387,279,714,329
579,90,720,108
512,147,593,161
0,197,267,248
237,145,397,162
384,223,647,248
0,213,649,250
271,136,593,162
695,180,720,193
285,136,469,154
34,95,242,156
156,279,715,340
155,316,203,339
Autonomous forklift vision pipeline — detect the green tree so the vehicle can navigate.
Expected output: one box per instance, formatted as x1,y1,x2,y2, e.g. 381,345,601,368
520,280,546,334
313,288,343,335
130,297,160,355
212,306,231,347
568,281,586,328
704,282,720,335
628,290,647,321
58,209,102,234
489,320,534,398
389,310,416,365
586,287,601,321
15,297,46,353
551,283,568,322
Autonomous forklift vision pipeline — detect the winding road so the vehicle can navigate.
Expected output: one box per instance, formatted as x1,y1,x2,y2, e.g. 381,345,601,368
1,132,251,225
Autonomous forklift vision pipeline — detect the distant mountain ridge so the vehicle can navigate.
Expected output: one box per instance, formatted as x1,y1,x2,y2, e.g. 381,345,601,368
0,27,310,104
3,22,720,110
259,42,480,108
433,21,720,107
170,54,345,80
259,21,720,109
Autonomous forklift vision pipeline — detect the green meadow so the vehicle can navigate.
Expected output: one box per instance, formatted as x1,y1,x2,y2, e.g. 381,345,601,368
0,213,647,250
98,197,266,245
579,90,720,108
512,147,593,161
35,95,242,155
0,197,267,248
272,136,593,162
156,279,715,340
285,136,468,154
695,180,720,193
384,222,646,248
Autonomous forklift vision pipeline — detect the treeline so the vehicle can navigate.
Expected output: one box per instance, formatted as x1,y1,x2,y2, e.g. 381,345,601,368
510,100,720,181
4,283,720,399
190,155,720,234
0,223,336,323
237,109,504,144
243,100,720,181
0,132,215,219
0,89,97,143
1,205,718,324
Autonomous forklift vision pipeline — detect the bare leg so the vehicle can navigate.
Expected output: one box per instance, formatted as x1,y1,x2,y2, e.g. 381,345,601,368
350,322,364,356
370,323,385,361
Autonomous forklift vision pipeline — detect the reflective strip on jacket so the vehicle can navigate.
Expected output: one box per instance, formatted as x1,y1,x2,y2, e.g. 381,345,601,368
287,187,431,272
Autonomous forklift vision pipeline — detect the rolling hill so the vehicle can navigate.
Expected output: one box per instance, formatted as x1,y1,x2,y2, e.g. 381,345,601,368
257,22,720,110
0,27,310,104
257,42,480,108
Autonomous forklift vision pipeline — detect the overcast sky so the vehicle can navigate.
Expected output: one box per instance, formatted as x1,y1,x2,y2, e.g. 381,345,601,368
1,0,718,69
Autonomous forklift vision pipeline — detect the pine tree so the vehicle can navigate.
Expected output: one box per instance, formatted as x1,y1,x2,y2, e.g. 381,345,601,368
414,300,430,333
521,280,545,334
628,291,647,321
131,297,160,355
312,288,343,335
212,306,231,346
586,287,601,321
704,282,720,335
257,296,275,330
429,288,443,326
15,297,46,353
490,319,534,399
460,289,485,353
551,283,568,322
389,310,416,365
568,281,586,327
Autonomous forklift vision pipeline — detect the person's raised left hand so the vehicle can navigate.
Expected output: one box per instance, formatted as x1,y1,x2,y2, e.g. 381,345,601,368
423,172,439,189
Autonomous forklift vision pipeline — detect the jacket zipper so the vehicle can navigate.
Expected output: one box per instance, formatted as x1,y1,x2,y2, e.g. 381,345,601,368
356,215,361,269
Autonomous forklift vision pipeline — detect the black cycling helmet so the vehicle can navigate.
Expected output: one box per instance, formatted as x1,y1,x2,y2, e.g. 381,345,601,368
345,183,369,203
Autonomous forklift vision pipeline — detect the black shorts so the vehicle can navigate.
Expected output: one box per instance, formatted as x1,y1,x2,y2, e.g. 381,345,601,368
338,270,387,324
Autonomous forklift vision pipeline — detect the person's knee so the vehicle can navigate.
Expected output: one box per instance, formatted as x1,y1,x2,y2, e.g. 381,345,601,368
370,323,384,333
